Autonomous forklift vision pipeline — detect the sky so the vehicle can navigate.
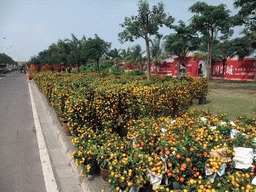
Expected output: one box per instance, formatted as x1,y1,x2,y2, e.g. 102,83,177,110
0,0,243,62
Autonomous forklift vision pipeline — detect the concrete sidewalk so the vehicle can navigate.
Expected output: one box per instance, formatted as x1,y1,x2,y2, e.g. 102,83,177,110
29,79,112,192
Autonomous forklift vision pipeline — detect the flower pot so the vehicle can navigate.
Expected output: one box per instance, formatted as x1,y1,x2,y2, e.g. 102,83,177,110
192,98,199,105
88,161,100,175
100,166,109,182
199,96,206,104
62,120,72,136
117,125,128,137
172,181,181,190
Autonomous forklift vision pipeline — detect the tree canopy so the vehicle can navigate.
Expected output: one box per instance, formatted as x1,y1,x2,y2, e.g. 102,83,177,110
234,0,256,31
118,0,174,80
212,35,253,80
164,20,200,77
189,1,233,79
84,34,111,74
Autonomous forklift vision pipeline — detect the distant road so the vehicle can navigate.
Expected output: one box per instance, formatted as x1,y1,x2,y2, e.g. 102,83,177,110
0,71,46,192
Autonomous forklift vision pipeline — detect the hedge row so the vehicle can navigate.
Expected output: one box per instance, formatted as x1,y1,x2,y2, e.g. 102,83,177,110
31,71,256,192
32,71,208,136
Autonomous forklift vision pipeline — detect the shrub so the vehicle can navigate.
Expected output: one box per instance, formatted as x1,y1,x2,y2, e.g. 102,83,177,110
131,69,145,75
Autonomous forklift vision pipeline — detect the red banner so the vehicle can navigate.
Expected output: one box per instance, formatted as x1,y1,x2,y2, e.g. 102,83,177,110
212,58,255,80
118,56,255,81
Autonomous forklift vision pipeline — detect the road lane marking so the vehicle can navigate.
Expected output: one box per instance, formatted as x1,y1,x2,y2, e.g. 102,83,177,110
28,81,58,192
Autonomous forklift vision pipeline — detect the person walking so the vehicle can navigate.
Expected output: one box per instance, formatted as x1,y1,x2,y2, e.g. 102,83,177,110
180,63,186,78
198,64,203,77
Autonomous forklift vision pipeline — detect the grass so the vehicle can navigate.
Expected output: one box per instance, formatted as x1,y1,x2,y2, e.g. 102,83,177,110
209,79,256,90
190,80,256,121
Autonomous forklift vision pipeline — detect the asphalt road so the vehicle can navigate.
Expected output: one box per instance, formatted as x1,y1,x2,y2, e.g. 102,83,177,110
0,71,46,192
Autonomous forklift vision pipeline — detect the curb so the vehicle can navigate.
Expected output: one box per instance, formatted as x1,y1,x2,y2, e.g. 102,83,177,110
32,80,110,192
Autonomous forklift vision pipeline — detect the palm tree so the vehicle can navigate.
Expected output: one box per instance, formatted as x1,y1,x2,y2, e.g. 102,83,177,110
150,36,171,74
120,47,132,61
55,39,71,66
107,48,122,64
125,44,146,71
65,34,87,69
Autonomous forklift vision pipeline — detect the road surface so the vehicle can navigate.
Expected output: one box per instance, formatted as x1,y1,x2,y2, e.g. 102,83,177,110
0,71,46,192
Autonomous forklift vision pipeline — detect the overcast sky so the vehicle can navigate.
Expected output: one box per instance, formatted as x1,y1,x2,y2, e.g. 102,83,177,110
0,0,243,61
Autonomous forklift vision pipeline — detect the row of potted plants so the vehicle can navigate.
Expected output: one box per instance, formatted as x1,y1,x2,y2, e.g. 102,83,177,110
30,69,256,192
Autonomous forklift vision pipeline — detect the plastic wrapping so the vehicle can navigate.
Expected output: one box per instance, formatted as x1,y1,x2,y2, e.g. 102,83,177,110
146,168,163,190
233,147,254,169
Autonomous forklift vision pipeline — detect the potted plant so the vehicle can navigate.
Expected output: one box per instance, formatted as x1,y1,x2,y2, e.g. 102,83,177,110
198,78,208,104
61,119,72,136
96,148,110,182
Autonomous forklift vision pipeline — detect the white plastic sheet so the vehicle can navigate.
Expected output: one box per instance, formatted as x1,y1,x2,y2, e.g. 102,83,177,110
251,176,256,185
200,117,208,122
146,168,163,190
128,186,140,192
230,129,246,139
233,147,254,169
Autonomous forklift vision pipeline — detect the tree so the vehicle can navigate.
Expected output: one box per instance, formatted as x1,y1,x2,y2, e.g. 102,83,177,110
84,34,111,74
130,44,146,70
55,39,71,66
164,20,200,77
0,53,15,64
118,0,174,80
65,34,88,69
48,43,60,65
189,2,233,79
150,36,170,74
27,55,41,65
213,34,253,81
107,48,122,64
38,49,51,65
234,0,256,31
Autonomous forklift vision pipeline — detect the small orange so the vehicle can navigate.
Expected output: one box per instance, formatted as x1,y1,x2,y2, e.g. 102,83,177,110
177,154,182,159
168,172,172,177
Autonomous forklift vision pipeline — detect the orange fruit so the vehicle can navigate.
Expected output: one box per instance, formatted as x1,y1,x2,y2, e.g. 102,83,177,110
177,154,182,159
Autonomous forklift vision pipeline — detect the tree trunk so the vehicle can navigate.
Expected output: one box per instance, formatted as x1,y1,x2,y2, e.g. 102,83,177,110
208,40,213,80
96,58,100,74
145,34,151,81
155,61,157,75
222,59,226,82
184,54,187,65
177,57,181,78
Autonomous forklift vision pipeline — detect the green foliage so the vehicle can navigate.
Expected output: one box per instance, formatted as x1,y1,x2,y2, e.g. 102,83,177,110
81,60,97,71
131,69,145,75
81,60,114,73
118,0,175,80
108,65,124,74
84,34,112,74
164,20,200,66
189,1,233,79
234,0,256,31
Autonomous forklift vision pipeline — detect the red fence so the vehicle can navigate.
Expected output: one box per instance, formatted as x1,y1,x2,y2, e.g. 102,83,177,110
118,56,255,81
